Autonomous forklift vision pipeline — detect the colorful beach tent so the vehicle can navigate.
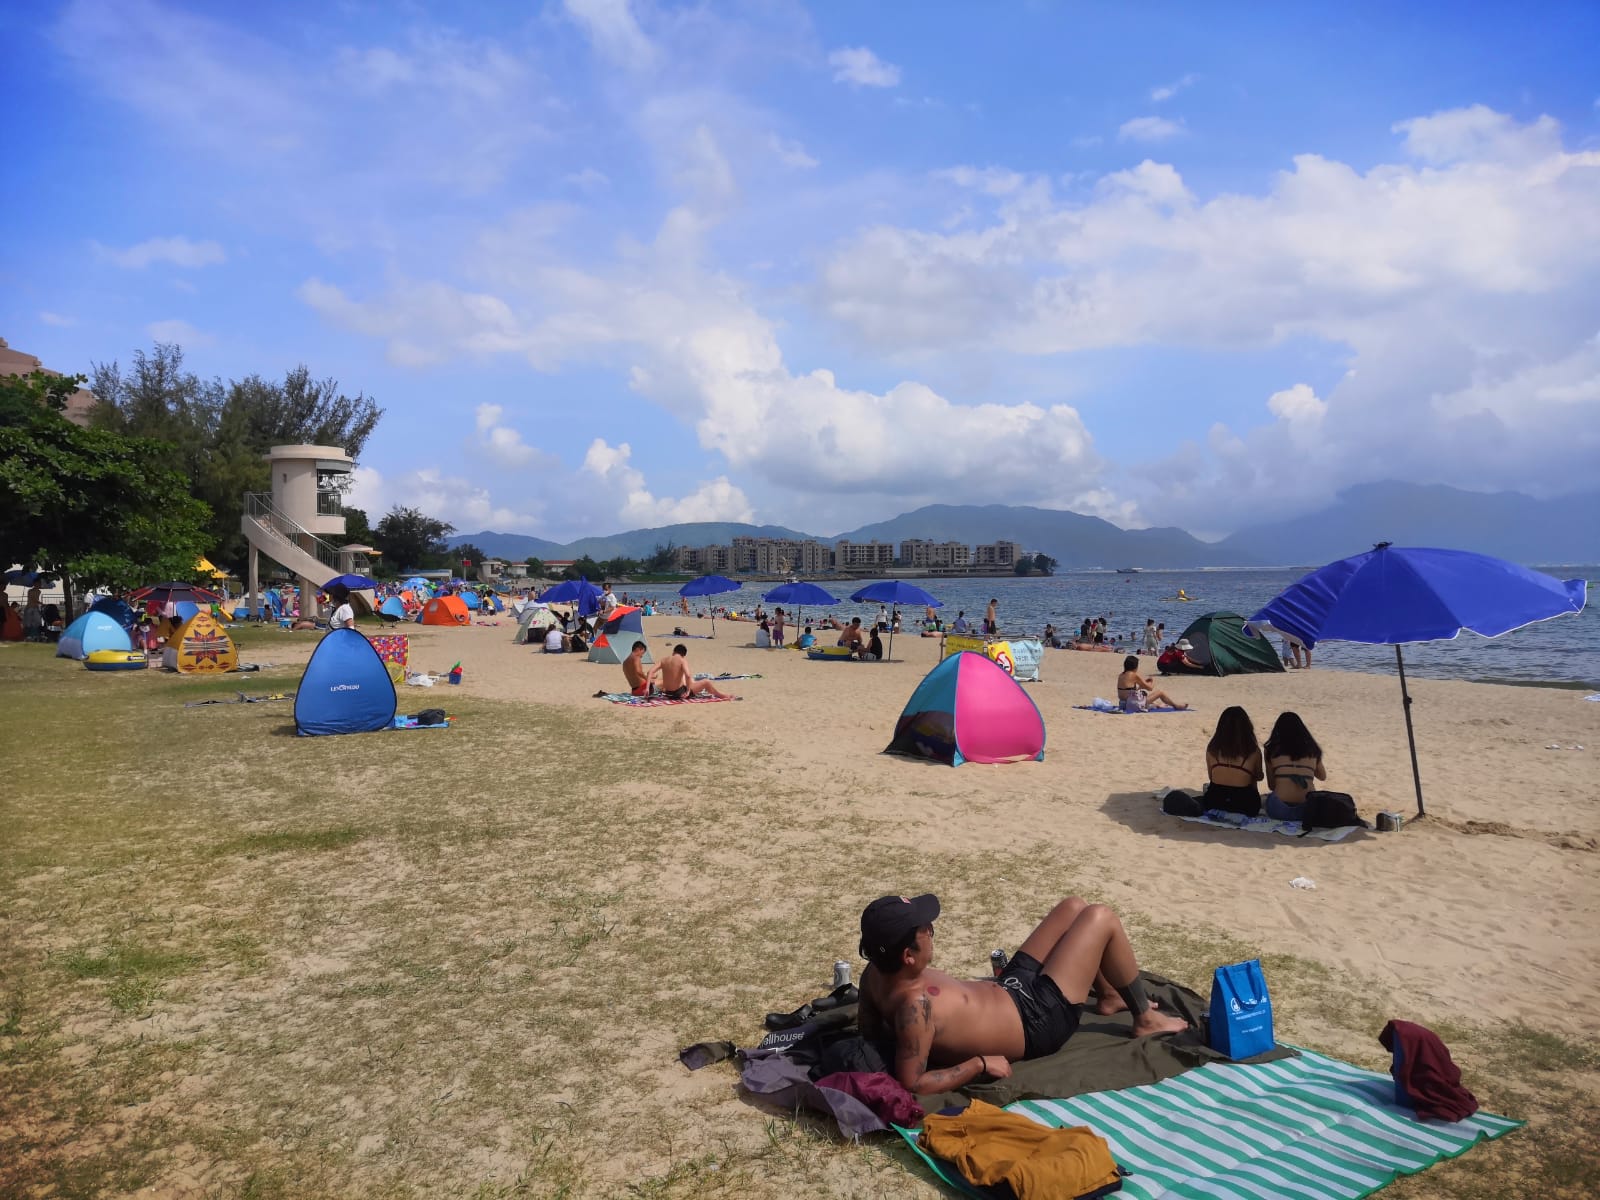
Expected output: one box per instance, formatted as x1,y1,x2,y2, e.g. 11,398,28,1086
161,611,238,673
460,590,481,610
378,596,407,622
294,629,398,736
588,605,651,664
58,611,134,660
1175,612,1285,676
885,651,1045,766
514,602,552,643
419,595,471,626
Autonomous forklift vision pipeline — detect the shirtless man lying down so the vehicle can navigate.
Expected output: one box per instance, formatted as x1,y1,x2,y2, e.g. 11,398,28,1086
857,894,1188,1093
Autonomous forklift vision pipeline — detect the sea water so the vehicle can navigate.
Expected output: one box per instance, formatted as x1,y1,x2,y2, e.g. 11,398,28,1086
628,567,1600,688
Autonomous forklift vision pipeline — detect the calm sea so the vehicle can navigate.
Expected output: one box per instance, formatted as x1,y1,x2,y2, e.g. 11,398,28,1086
624,567,1599,688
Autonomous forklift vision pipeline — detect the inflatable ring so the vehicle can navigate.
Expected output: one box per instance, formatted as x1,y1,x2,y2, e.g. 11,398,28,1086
85,650,147,671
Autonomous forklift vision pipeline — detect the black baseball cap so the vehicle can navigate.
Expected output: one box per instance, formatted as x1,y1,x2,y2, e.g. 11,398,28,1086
859,894,940,958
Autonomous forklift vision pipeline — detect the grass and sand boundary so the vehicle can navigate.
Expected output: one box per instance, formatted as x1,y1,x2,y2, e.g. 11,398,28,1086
3,619,1597,1197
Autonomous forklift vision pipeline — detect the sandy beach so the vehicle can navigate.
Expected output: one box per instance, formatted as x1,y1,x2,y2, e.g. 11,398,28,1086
414,612,1600,1041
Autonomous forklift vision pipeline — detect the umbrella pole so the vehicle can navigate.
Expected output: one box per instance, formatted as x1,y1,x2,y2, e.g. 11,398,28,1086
1395,645,1425,818
885,626,894,663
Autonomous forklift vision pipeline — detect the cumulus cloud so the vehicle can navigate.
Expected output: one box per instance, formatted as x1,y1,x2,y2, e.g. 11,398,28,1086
1118,116,1184,143
582,438,754,525
39,311,76,326
1150,74,1197,103
813,108,1600,528
828,46,900,88
348,464,542,532
145,318,214,346
471,403,547,468
96,235,226,269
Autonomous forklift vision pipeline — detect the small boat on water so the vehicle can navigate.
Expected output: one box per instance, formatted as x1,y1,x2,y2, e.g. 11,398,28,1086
1116,567,1143,574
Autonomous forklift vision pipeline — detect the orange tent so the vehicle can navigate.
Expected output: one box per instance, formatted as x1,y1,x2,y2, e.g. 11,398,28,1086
1,606,21,641
419,595,471,626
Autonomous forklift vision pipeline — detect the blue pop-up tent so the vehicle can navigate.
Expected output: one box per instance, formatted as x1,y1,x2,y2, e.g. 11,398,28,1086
88,596,137,631
294,629,398,736
58,611,134,660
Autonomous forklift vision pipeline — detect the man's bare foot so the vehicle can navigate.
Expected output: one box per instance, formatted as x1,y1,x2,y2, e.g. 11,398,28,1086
1130,1007,1189,1038
1094,993,1162,1017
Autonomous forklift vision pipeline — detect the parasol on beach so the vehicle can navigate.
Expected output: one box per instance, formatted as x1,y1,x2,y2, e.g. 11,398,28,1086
849,580,942,663
1246,543,1586,817
678,574,741,637
762,581,839,645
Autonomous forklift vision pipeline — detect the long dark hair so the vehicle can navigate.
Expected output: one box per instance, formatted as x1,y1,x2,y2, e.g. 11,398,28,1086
1265,711,1322,761
1207,706,1259,763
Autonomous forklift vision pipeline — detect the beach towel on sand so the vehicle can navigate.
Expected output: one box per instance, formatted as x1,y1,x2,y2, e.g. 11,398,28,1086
595,691,737,707
899,1047,1522,1200
1076,699,1189,714
1179,809,1364,842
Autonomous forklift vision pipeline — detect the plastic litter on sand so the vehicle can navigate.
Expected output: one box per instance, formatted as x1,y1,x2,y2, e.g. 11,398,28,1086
1288,877,1317,890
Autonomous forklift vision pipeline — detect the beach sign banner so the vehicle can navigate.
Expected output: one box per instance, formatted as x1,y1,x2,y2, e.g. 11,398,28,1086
942,634,1018,678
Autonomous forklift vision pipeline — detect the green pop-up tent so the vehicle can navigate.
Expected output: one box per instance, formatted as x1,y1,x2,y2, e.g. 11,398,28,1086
1175,611,1285,676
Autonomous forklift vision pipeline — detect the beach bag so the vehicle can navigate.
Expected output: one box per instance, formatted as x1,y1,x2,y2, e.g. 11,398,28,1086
1301,790,1363,832
1208,959,1275,1059
413,708,447,726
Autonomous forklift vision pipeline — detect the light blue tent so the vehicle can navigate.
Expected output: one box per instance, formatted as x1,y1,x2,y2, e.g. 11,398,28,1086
174,600,200,623
460,591,481,610
58,611,134,660
294,629,397,736
378,596,407,621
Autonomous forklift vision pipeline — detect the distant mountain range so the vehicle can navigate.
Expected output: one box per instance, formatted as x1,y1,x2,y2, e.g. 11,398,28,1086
444,482,1599,570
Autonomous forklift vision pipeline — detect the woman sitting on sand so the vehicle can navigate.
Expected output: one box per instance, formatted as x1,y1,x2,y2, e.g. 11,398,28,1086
1264,711,1327,821
1203,706,1264,817
1116,655,1188,712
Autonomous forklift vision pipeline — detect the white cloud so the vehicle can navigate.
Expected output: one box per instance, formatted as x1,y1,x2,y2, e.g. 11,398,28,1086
768,134,818,169
1393,104,1560,165
1266,383,1327,424
1150,73,1197,103
96,235,226,269
1118,116,1185,143
564,166,611,191
145,318,214,346
564,0,656,71
471,403,547,468
348,464,542,532
582,438,754,525
39,311,76,327
828,46,900,88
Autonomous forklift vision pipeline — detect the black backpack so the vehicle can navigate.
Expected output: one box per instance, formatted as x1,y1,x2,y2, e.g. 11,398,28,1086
1301,790,1366,832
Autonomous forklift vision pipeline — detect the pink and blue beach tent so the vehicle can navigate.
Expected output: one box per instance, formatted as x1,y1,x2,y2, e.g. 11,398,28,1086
885,651,1045,766
57,611,134,660
294,628,398,736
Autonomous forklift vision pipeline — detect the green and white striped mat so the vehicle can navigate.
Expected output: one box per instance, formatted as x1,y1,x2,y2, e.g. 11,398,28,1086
901,1047,1523,1199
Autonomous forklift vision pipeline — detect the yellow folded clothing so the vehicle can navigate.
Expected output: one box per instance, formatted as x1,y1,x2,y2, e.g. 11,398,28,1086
919,1098,1119,1200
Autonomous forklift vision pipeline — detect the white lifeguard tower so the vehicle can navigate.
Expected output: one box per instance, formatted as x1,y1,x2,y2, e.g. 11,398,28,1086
242,445,374,618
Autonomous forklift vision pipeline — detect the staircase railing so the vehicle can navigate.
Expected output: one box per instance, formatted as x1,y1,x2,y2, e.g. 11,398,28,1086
243,492,343,572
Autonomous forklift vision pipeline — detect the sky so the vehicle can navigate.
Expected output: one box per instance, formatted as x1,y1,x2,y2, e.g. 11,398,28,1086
4,0,1599,542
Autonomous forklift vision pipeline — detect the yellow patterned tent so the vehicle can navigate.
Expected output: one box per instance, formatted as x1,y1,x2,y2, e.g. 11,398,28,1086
161,611,238,674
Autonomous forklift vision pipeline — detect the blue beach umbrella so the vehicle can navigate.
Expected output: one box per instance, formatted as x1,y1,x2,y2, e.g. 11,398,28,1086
678,574,741,637
541,576,604,619
850,580,943,664
763,581,839,646
323,573,379,591
1247,542,1586,816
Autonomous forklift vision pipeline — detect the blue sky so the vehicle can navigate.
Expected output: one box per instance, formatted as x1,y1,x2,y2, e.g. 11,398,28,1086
4,0,1598,541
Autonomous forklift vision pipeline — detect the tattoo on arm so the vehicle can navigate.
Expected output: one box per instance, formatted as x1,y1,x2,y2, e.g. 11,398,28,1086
892,993,982,1092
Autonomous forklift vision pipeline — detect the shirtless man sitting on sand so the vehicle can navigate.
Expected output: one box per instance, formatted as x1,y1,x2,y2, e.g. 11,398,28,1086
858,894,1187,1093
621,641,659,696
838,616,869,658
656,644,737,700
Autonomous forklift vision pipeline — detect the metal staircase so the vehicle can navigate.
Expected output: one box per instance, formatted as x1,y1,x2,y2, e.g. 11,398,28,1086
240,492,343,587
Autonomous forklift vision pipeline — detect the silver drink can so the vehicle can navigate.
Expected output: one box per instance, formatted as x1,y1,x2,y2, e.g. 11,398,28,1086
991,949,1008,977
1377,811,1405,832
832,960,852,989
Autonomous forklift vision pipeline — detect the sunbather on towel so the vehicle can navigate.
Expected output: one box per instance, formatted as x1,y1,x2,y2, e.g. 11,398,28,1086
1116,655,1187,711
622,641,659,697
657,644,736,699
857,894,1188,1094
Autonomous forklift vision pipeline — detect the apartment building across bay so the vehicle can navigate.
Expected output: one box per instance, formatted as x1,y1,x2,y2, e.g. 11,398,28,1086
672,536,1024,577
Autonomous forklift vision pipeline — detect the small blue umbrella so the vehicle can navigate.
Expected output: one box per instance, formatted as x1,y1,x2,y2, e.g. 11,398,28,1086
849,580,942,663
1247,543,1586,816
763,581,839,647
541,576,603,619
678,574,741,636
323,573,379,591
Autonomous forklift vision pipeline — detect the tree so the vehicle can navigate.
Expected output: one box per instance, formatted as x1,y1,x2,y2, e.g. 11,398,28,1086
524,556,547,578
1,371,212,619
340,506,374,547
374,507,454,571
644,541,677,573
1032,553,1058,577
89,342,383,567
1014,554,1035,576
600,556,639,578
453,543,488,579
565,555,606,580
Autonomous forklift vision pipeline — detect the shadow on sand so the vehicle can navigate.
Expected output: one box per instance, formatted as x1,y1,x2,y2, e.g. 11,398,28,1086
1102,791,1362,851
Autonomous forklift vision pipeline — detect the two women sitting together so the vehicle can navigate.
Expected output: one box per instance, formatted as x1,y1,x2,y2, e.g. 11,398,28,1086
1200,706,1327,822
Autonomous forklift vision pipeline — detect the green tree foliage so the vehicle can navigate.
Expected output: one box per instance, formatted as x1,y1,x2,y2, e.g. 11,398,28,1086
524,556,547,578
565,555,606,580
89,343,382,567
1,371,212,618
454,543,488,578
643,541,677,573
1014,554,1035,575
374,507,454,571
599,557,640,578
341,506,374,546
1032,553,1058,576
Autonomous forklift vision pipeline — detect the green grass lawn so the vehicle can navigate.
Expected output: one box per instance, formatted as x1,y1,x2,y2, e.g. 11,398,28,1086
1,641,1595,1198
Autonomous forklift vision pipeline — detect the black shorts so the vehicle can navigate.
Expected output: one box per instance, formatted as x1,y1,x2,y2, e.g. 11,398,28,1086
666,685,690,699
996,951,1079,1060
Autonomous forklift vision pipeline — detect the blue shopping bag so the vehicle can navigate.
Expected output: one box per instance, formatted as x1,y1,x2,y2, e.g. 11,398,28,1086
1208,959,1275,1059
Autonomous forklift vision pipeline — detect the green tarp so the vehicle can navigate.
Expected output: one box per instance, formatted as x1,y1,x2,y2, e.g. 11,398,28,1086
1177,611,1286,676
